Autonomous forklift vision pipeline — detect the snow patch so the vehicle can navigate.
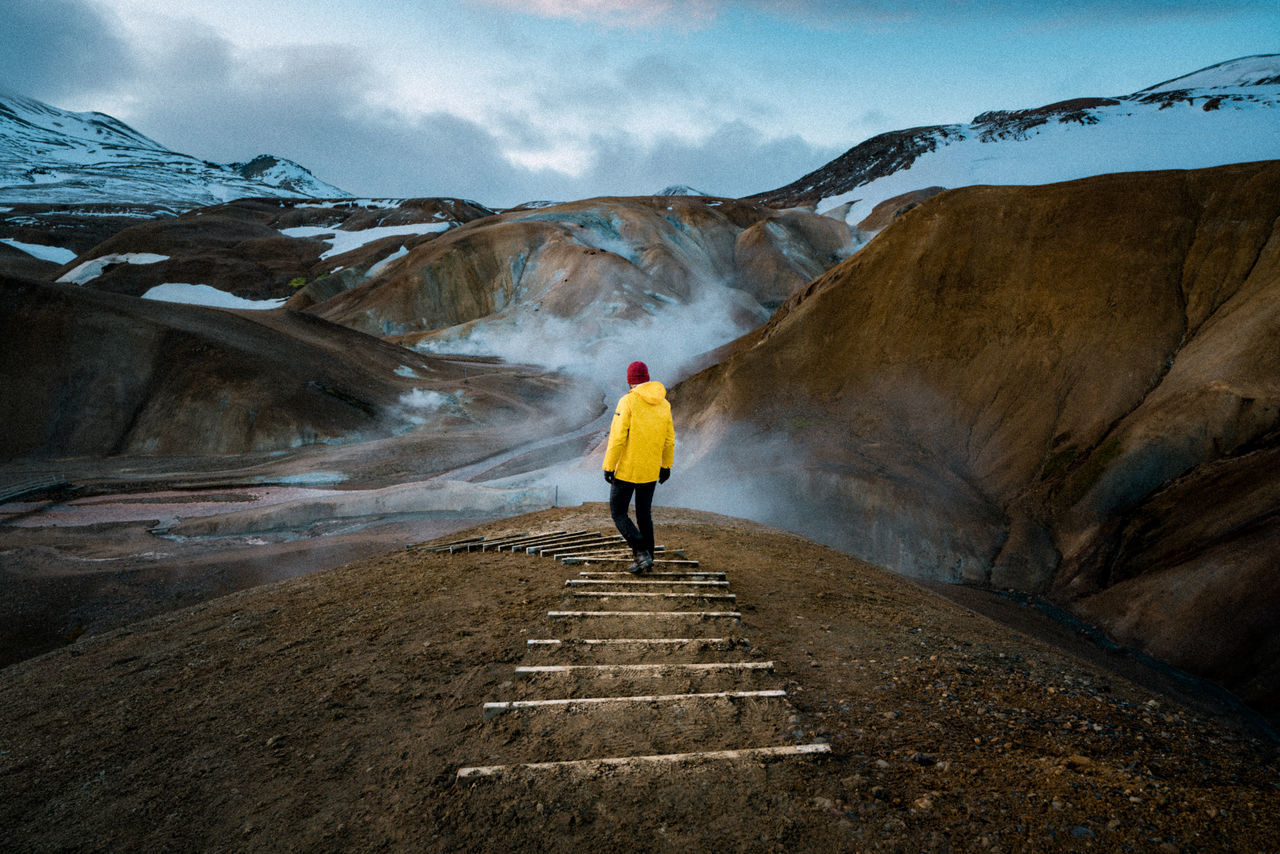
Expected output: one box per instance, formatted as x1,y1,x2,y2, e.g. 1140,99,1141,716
56,252,169,285
0,238,77,264
141,283,288,310
1141,54,1280,93
280,222,451,260
366,245,410,278
295,199,403,210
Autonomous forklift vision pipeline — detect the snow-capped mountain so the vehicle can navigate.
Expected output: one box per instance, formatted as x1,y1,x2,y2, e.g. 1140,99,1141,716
226,154,347,199
755,54,1280,228
0,93,349,209
657,185,710,196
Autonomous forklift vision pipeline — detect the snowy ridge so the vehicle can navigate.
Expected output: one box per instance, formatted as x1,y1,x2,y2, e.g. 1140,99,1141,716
756,55,1280,228
1140,54,1280,93
0,93,350,209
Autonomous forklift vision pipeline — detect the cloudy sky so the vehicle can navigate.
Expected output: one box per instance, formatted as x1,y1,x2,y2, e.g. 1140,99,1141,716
3,0,1277,205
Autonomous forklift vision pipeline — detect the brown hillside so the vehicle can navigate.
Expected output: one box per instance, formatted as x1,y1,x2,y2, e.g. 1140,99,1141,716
1,506,1275,852
47,197,492,300
310,196,857,340
0,203,176,282
667,161,1280,721
0,275,586,459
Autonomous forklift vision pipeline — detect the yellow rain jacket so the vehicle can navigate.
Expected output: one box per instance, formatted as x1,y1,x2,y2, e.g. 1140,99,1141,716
603,381,675,484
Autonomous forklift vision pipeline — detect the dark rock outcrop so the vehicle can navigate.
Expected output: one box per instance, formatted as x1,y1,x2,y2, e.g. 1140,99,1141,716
749,126,963,209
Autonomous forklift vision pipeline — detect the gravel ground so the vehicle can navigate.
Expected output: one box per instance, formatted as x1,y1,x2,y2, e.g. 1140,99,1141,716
1,504,1276,852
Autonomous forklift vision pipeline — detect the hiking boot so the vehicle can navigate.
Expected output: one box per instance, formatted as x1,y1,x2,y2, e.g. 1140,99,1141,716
636,550,654,574
627,547,650,575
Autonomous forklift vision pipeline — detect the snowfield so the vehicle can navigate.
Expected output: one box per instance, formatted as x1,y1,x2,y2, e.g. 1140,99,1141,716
822,88,1280,227
789,55,1280,229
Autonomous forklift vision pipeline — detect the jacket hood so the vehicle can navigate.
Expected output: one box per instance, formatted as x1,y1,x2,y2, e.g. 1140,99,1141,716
630,381,667,405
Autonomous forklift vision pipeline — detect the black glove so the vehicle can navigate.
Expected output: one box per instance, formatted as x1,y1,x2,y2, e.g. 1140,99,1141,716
604,471,615,484
658,467,670,484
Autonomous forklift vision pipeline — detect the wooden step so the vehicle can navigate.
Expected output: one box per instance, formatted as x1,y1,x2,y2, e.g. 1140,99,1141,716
457,744,832,781
483,688,786,719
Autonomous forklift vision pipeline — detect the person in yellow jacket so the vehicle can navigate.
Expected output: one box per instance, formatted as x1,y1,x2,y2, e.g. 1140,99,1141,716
602,360,675,574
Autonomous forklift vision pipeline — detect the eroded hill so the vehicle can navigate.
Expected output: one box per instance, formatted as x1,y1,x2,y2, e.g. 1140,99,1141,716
667,160,1280,723
0,274,595,460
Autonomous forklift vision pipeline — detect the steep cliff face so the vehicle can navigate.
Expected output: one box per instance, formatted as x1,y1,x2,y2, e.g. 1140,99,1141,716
669,161,1280,714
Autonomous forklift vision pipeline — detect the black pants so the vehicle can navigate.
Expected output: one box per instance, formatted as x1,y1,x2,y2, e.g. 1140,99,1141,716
609,479,656,554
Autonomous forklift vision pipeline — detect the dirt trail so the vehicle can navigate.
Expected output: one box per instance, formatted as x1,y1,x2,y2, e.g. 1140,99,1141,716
1,505,1277,852
450,535,828,777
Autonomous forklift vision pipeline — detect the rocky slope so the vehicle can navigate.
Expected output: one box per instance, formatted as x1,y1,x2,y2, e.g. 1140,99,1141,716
0,92,348,208
45,196,494,303
309,195,859,381
20,193,857,387
752,54,1280,230
0,202,173,281
667,160,1280,720
0,273,592,460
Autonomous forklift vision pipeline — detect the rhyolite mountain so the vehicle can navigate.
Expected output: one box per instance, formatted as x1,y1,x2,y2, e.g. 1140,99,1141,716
45,193,859,386
753,54,1280,230
668,159,1280,718
306,195,859,380
0,92,349,209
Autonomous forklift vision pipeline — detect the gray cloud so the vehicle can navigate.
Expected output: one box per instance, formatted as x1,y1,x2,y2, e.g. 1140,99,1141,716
116,34,553,203
108,15,836,204
617,54,708,96
570,121,842,199
1,1,844,207
0,0,138,100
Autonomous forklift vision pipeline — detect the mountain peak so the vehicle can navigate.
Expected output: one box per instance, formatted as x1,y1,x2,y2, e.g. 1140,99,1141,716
0,92,349,209
229,154,347,199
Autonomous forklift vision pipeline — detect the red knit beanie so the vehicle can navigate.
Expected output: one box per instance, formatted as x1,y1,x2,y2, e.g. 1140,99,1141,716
626,361,649,385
